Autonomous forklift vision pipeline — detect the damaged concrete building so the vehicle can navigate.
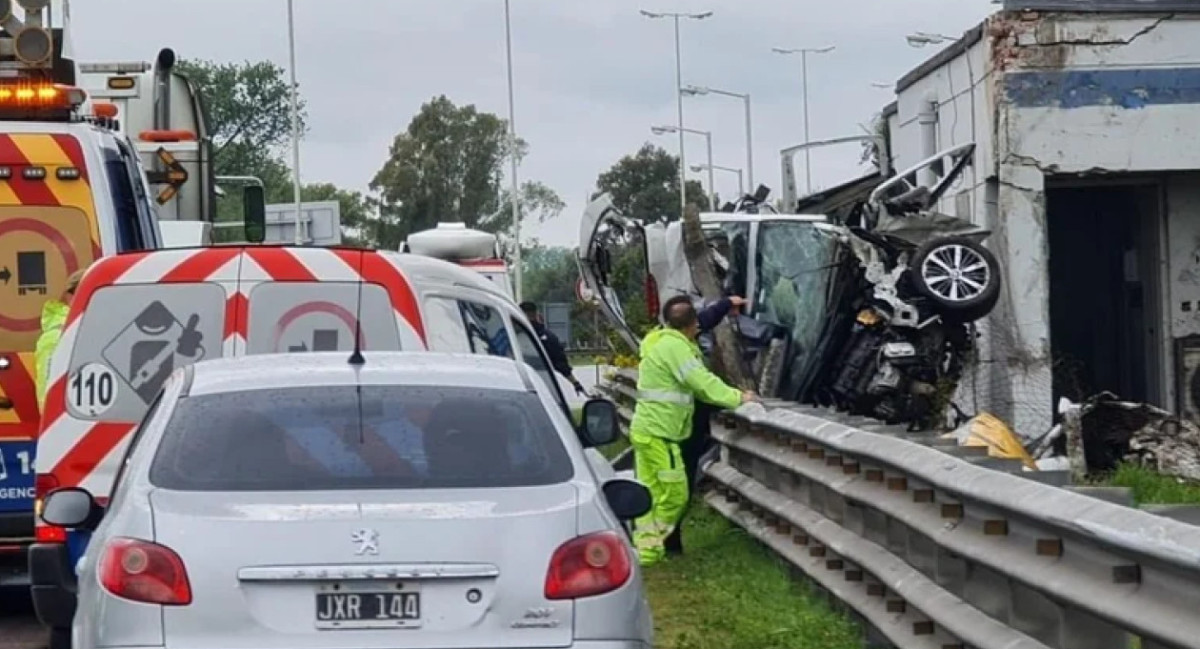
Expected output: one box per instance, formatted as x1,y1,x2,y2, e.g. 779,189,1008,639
874,0,1200,434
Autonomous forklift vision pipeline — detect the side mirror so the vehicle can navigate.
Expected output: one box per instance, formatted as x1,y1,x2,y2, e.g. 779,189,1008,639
243,185,266,244
579,398,619,448
40,487,101,530
602,478,652,520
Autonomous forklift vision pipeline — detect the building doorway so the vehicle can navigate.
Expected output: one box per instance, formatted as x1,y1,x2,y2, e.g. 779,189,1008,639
1046,181,1164,408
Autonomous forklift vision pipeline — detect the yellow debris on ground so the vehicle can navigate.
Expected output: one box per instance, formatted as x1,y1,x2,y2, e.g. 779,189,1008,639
943,412,1038,470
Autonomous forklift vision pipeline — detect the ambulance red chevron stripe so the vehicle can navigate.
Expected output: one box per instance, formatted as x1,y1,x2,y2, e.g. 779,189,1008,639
36,246,428,511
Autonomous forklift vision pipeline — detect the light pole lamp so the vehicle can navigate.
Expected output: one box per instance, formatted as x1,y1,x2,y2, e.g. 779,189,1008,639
681,84,753,188
692,163,743,196
772,44,835,196
652,124,714,210
640,9,712,221
906,32,958,47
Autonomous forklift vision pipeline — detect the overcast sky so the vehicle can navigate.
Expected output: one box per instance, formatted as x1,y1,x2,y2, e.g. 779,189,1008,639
71,0,996,247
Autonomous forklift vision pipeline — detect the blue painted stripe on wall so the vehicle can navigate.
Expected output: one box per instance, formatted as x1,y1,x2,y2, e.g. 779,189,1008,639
1004,67,1200,109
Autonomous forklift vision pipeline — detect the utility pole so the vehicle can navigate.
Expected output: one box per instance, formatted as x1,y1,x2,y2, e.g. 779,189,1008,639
652,124,713,207
681,84,754,189
286,0,303,245
504,0,523,300
640,9,711,219
772,45,835,195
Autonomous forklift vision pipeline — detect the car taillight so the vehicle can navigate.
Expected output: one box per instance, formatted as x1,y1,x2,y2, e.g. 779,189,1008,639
545,531,631,600
35,526,66,542
98,537,192,605
644,275,660,320
34,474,66,543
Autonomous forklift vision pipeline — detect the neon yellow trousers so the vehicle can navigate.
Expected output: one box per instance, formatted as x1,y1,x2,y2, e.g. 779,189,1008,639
630,432,687,566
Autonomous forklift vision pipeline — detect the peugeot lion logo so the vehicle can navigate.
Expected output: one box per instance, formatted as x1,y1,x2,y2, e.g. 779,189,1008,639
351,529,380,555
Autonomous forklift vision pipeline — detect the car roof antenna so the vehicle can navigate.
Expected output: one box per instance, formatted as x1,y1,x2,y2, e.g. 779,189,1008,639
348,252,366,366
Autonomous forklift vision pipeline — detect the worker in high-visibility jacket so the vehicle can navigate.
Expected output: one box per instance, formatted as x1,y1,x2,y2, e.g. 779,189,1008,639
36,269,83,411
630,295,756,565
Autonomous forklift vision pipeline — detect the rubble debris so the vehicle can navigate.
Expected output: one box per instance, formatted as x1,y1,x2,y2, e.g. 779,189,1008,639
1056,392,1200,482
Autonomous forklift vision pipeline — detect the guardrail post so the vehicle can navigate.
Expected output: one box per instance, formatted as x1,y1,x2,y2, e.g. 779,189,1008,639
958,506,1015,631
934,497,969,596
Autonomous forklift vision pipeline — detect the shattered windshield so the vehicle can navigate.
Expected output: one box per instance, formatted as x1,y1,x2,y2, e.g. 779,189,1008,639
705,221,750,297
753,221,841,375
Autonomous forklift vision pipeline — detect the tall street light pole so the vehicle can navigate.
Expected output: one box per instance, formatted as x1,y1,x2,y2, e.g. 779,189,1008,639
286,0,303,245
641,9,711,220
692,163,743,195
504,0,523,300
652,125,714,209
681,84,753,190
772,45,834,195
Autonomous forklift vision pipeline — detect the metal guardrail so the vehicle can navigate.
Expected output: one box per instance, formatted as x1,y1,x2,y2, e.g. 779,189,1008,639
599,368,1071,483
599,369,1200,649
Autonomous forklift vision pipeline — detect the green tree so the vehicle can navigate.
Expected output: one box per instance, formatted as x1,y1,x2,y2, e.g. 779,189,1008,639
521,244,577,304
483,181,566,234
178,58,307,228
175,59,305,182
370,96,518,249
180,58,376,246
594,143,709,223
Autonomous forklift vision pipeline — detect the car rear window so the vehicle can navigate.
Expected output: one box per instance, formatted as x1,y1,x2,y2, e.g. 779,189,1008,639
244,282,402,354
148,385,574,491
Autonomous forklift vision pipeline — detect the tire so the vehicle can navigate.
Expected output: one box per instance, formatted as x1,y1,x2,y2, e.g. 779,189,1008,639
910,236,1001,320
49,626,71,649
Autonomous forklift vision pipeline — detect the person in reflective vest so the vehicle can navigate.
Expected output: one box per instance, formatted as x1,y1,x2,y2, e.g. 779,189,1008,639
630,295,755,566
664,293,746,556
36,269,84,412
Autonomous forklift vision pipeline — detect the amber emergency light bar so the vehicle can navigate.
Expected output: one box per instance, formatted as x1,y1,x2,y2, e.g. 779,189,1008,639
0,83,86,115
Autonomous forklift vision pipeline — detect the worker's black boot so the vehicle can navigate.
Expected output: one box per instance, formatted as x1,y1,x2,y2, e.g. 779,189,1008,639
663,526,683,556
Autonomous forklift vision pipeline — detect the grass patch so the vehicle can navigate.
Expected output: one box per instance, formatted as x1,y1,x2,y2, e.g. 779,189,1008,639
642,505,860,649
1102,464,1200,505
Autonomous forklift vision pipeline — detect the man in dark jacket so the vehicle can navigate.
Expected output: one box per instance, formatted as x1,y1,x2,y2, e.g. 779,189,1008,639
520,302,587,395
663,293,746,555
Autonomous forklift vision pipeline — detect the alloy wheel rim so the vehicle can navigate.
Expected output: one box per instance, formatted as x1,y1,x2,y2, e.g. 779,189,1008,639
920,244,990,303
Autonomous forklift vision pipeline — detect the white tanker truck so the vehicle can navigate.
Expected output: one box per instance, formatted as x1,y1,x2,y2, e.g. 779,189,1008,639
402,223,514,299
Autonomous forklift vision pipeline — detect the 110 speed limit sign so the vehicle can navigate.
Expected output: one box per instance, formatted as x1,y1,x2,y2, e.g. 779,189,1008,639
68,363,119,416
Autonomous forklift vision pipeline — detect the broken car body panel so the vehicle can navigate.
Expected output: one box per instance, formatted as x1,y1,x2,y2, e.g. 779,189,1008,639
579,142,1006,430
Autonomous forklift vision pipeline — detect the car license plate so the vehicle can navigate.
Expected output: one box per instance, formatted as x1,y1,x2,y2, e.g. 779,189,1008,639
315,585,421,629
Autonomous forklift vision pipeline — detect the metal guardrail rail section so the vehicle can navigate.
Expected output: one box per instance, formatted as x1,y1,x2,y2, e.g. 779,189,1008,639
599,369,1200,649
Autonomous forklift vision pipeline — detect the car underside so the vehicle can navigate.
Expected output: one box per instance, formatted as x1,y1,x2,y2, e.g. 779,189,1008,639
578,143,1003,431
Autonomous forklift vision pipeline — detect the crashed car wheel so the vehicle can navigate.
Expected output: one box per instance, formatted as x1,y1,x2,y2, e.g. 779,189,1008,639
911,236,1001,319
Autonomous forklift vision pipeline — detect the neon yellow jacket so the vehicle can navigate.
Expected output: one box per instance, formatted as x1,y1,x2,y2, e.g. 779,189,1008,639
628,327,741,442
35,300,68,411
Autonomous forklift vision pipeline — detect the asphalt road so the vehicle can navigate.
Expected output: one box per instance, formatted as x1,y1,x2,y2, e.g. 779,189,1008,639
0,589,44,649
562,364,607,406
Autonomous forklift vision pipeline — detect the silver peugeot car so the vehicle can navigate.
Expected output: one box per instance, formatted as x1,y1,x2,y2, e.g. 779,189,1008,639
39,352,654,649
